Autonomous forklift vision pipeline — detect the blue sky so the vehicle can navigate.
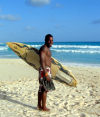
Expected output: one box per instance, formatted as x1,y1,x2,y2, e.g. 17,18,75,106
0,0,100,42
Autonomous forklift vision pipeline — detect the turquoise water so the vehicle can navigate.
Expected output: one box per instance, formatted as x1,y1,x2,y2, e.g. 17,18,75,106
0,42,100,66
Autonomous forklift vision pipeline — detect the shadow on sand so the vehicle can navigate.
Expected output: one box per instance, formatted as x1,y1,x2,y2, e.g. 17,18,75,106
0,90,37,110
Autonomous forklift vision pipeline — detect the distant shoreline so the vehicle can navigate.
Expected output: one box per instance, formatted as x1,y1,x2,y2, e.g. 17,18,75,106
0,58,100,67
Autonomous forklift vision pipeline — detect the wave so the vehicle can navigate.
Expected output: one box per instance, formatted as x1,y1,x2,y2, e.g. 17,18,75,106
0,43,4,44
31,45,41,48
0,47,8,51
52,45,100,49
51,49,100,54
30,44,100,49
1,44,100,54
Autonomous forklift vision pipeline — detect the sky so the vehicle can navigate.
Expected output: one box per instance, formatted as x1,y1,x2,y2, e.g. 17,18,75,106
0,0,100,42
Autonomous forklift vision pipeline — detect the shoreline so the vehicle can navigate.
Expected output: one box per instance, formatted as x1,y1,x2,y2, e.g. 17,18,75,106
63,62,100,68
0,59,100,117
0,58,100,67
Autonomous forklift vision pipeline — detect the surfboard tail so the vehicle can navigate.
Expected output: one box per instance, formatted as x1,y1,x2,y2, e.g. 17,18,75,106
56,70,77,87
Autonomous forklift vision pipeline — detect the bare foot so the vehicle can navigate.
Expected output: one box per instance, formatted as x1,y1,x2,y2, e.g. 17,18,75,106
37,105,42,110
42,107,50,111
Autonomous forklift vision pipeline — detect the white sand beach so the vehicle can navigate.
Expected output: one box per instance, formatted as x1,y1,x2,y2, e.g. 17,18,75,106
0,59,100,117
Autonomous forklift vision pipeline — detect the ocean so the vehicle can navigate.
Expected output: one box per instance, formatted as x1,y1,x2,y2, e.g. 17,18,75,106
0,42,100,66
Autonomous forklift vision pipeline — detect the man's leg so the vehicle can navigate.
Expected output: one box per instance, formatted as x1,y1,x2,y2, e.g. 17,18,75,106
38,91,42,109
42,91,50,111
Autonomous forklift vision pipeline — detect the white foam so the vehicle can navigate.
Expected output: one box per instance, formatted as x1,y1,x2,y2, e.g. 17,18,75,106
0,47,8,51
51,49,100,54
52,45,100,49
27,44,100,49
26,44,100,49
31,45,41,47
61,62,100,67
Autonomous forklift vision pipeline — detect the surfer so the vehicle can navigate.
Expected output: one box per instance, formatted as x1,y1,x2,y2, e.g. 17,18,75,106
38,34,55,111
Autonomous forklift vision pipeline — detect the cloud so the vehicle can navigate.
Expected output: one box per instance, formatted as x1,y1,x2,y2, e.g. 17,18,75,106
55,3,62,8
0,15,21,21
26,0,50,7
51,3,63,9
25,26,34,31
92,19,100,24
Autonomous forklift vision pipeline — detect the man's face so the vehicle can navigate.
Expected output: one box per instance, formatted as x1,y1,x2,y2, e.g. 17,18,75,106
47,37,53,47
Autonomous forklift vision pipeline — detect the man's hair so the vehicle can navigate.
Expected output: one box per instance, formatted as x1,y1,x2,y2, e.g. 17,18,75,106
45,34,53,43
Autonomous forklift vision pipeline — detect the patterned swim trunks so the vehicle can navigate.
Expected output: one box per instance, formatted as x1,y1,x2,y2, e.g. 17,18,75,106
38,67,55,92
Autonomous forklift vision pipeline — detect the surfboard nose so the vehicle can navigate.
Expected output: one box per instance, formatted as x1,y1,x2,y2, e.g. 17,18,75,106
6,42,27,58
7,42,18,49
6,42,12,48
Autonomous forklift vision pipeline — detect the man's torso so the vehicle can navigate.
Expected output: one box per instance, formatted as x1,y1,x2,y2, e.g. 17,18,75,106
39,45,52,67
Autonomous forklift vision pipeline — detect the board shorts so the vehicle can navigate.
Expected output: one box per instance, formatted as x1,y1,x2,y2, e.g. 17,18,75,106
38,67,55,93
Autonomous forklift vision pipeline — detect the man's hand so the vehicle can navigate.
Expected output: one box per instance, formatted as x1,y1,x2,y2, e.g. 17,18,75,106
46,75,51,81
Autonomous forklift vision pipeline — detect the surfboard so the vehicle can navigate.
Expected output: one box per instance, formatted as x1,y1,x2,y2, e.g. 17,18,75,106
7,42,77,86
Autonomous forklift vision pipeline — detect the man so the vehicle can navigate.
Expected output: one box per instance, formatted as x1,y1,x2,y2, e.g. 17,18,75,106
38,34,55,111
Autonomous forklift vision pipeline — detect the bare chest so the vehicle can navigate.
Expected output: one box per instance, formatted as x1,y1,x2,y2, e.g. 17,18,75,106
46,49,51,57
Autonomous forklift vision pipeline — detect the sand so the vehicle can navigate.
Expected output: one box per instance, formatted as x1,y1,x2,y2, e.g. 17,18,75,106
0,59,100,117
